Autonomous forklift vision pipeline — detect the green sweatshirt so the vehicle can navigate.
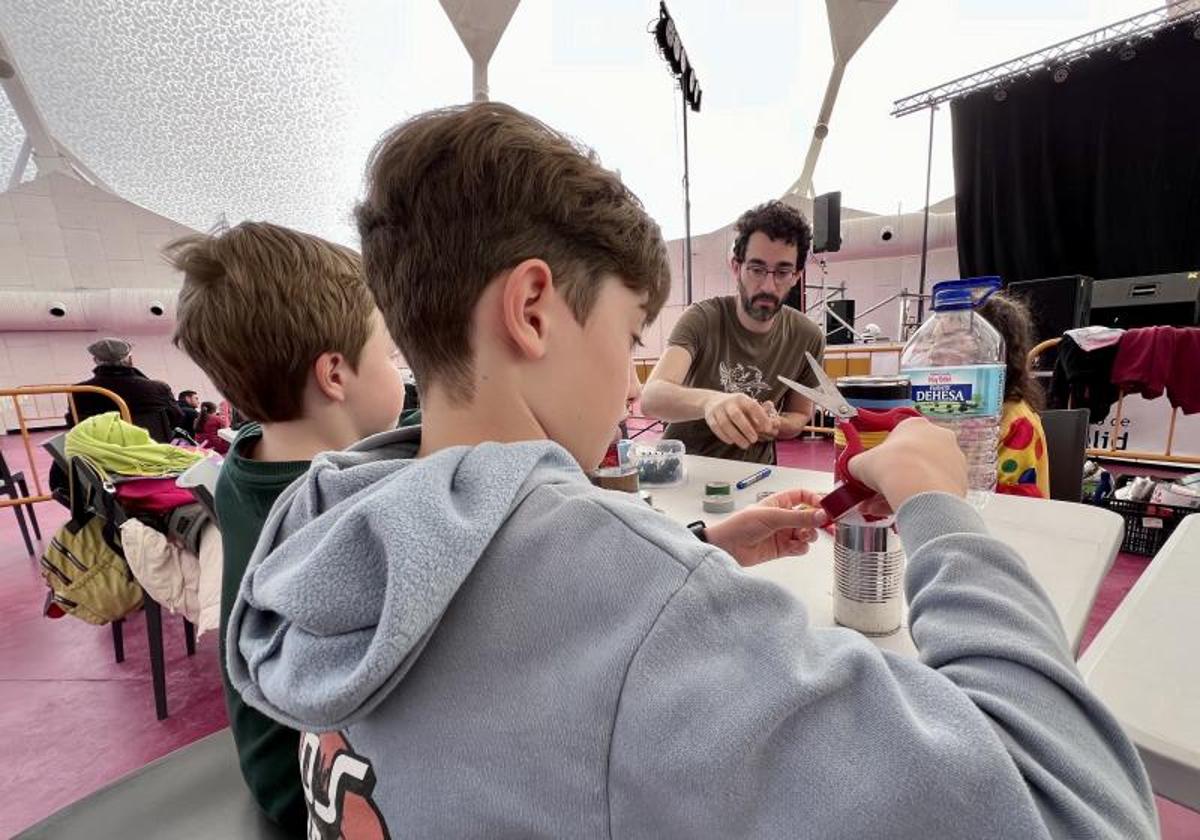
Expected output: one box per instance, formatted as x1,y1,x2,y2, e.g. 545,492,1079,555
215,424,309,834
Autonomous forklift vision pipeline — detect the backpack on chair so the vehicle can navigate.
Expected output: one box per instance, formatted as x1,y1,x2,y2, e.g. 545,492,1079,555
40,457,143,624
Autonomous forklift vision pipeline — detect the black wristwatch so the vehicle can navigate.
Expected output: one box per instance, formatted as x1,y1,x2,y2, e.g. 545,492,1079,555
687,520,708,543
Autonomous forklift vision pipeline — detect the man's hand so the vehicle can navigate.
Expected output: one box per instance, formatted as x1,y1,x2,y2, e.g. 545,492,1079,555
704,489,828,567
756,401,783,441
703,393,775,449
847,417,968,513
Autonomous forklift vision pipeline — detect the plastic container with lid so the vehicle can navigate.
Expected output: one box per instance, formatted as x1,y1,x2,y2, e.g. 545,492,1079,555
630,439,687,487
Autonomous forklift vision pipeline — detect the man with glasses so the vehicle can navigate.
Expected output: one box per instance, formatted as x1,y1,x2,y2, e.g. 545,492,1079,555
642,201,824,464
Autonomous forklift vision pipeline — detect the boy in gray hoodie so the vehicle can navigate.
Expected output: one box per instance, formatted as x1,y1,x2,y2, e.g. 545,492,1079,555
228,102,1156,838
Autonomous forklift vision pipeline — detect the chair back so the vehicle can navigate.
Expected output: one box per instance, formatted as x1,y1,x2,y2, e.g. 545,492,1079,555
1040,408,1090,502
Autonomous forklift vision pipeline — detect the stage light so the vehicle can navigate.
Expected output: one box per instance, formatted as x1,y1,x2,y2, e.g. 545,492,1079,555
993,87,1008,102
1053,65,1070,83
653,2,701,112
650,0,703,304
1119,42,1137,61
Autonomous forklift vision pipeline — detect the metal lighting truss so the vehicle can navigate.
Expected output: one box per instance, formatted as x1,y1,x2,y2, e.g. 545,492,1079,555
892,0,1200,117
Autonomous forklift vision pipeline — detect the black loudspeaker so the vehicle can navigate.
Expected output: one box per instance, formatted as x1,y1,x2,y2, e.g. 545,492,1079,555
1006,275,1093,344
782,282,804,311
812,191,841,254
826,299,855,345
1089,271,1200,329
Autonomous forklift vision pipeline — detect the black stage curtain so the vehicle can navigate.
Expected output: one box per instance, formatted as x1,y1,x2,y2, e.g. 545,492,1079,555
952,21,1200,284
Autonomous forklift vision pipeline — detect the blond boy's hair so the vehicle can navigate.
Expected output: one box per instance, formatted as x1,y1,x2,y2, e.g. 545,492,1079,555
168,221,375,423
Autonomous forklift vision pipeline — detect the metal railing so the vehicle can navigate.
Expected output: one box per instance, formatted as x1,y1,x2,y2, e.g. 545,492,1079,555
1,385,131,510
804,286,929,344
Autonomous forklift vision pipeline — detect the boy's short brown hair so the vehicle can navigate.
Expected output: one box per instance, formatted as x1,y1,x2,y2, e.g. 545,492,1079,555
167,222,375,423
355,101,671,400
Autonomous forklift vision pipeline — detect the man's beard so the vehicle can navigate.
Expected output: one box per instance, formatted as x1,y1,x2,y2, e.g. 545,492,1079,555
739,282,781,323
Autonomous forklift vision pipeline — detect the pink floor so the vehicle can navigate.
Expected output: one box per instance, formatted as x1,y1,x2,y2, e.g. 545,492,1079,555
2,428,1198,836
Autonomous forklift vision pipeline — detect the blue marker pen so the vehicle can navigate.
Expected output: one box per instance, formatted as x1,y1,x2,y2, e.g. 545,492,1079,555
736,467,771,490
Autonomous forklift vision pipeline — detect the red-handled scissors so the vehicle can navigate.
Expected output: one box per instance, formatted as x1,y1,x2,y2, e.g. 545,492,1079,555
779,353,921,521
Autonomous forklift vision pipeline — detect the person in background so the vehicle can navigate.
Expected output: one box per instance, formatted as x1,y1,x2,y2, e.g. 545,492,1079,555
167,221,406,834
226,103,1154,838
978,293,1050,498
194,400,230,455
177,390,200,434
70,338,183,443
641,200,824,464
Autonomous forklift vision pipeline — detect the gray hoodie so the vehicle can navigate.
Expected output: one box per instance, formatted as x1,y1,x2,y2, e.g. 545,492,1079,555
228,427,1156,839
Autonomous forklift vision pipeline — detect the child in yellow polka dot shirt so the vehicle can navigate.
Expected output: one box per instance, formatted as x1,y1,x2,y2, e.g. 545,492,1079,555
979,294,1050,499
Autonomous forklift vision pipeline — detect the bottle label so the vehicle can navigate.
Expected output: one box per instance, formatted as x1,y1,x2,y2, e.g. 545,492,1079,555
905,365,1004,418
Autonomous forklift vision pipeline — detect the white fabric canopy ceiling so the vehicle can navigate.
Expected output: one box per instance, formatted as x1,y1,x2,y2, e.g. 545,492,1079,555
0,0,1156,246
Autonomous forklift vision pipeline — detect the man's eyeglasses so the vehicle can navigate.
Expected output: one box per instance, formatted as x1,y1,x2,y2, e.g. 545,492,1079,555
741,263,797,284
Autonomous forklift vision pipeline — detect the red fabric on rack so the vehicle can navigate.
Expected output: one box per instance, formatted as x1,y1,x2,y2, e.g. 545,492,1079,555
1111,326,1200,415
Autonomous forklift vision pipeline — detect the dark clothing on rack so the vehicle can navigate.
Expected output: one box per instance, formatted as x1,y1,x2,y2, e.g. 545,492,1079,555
1048,336,1120,423
1112,326,1200,415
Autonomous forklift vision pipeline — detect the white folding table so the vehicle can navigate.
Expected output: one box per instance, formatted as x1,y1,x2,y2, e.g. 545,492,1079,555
650,454,1126,658
1077,513,1200,809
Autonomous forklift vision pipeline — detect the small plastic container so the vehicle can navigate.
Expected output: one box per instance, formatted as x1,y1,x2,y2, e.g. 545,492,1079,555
631,440,687,487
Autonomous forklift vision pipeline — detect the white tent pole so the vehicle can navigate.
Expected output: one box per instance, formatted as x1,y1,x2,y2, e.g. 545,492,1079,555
8,135,31,190
472,60,488,102
787,61,846,199
0,29,74,178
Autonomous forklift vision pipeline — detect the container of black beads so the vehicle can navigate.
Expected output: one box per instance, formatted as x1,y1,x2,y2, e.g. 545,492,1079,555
628,439,687,487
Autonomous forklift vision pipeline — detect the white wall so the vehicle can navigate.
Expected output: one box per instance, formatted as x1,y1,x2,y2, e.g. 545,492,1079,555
0,173,217,430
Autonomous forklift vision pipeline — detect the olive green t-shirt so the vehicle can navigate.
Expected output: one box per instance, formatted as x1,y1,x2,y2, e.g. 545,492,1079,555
662,296,825,464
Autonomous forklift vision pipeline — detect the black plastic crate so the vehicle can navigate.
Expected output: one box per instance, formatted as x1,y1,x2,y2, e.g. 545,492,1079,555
1104,476,1196,556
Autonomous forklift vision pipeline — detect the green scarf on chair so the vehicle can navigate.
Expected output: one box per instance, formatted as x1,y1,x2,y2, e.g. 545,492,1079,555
65,412,208,479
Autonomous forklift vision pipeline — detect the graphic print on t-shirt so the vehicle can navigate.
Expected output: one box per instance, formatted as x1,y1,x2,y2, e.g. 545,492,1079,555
300,730,390,840
719,361,770,399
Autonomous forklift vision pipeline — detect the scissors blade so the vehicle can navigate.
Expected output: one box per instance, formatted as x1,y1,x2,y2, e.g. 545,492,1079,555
777,375,853,418
806,351,840,394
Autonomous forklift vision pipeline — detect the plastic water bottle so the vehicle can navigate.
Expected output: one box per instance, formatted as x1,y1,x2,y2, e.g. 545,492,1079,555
900,277,1006,506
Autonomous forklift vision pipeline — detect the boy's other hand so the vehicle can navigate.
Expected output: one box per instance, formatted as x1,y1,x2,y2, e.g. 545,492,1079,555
847,417,968,512
705,489,828,567
703,393,774,449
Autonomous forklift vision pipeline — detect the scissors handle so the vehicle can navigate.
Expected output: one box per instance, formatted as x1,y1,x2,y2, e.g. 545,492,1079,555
821,406,923,522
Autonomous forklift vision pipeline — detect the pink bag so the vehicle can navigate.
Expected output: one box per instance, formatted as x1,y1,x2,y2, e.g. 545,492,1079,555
114,477,197,515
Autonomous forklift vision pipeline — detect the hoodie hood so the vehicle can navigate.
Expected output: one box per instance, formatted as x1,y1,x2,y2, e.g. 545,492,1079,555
226,427,588,731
